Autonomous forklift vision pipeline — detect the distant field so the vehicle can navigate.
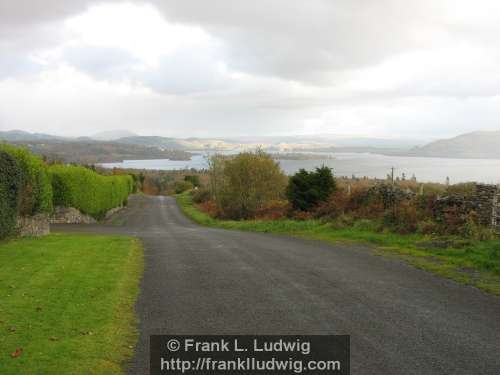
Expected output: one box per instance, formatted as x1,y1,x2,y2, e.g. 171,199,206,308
0,234,143,375
177,192,500,295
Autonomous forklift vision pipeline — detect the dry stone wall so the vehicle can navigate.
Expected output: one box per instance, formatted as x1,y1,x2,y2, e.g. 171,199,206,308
17,214,50,237
50,207,97,224
475,184,498,227
492,191,500,229
434,184,500,230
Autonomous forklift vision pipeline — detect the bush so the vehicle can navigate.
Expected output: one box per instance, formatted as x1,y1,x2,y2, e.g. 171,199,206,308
174,180,194,194
50,165,133,218
196,200,219,218
254,200,289,220
210,150,287,219
192,188,211,204
462,211,496,240
286,166,336,211
313,191,347,219
0,145,52,215
290,210,314,221
0,151,23,238
391,202,420,234
184,175,201,187
417,220,440,235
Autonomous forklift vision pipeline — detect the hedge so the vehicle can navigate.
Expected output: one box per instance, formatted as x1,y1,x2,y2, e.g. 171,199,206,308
50,165,134,218
0,145,53,215
0,151,23,238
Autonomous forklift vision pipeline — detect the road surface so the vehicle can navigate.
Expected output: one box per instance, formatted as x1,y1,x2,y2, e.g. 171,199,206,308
53,195,500,375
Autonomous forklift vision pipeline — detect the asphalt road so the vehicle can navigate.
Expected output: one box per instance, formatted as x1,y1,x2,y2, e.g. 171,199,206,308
53,195,500,375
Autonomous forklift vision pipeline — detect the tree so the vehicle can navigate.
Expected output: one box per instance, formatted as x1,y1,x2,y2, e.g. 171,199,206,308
208,150,287,219
206,153,227,211
286,166,335,211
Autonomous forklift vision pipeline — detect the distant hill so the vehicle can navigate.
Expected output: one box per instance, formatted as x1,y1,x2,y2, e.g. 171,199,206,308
7,140,192,164
408,131,500,159
225,135,426,148
115,136,186,150
0,130,63,142
5,129,500,159
91,130,137,141
114,136,247,151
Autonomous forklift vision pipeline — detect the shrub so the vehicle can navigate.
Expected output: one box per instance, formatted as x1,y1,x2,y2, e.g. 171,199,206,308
196,200,219,218
290,210,314,221
286,166,336,211
0,151,23,238
192,188,211,204
417,220,440,235
184,175,201,187
462,211,496,240
439,205,470,235
50,165,133,218
391,202,420,234
367,183,413,211
345,186,371,212
313,191,347,219
129,173,140,193
211,150,287,219
254,200,289,220
174,180,193,194
0,145,53,215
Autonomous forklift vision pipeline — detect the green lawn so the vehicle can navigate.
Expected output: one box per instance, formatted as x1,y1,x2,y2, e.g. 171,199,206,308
0,234,143,375
177,192,500,295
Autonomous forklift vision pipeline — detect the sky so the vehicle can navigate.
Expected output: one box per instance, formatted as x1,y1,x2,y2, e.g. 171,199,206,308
0,0,499,139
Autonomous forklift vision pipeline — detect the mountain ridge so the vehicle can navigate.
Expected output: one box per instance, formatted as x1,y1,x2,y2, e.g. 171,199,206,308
2,129,500,159
407,131,500,159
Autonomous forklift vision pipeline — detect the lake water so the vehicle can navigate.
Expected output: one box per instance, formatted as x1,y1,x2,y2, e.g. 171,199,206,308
100,152,500,184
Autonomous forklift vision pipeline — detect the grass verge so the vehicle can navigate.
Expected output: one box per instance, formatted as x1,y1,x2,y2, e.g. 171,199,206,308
0,234,143,375
177,192,500,295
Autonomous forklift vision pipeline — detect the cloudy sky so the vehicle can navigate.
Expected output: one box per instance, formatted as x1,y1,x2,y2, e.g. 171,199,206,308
1,0,499,139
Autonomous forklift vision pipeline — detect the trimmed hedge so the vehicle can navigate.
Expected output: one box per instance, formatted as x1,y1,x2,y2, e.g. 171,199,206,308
50,165,134,218
0,145,53,215
0,151,23,238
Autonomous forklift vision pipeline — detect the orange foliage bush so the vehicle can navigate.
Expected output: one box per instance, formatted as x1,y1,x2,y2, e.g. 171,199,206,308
196,201,219,218
291,210,314,221
313,191,347,219
254,200,289,220
391,201,420,234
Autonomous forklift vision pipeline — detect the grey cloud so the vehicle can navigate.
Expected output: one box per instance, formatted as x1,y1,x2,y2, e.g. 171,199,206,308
64,46,142,80
62,45,230,95
143,50,229,95
150,0,446,83
0,1,102,27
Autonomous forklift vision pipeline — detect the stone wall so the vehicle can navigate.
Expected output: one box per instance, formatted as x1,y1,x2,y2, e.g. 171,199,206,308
17,214,50,237
474,184,498,227
434,184,500,230
492,191,500,229
105,206,123,219
50,207,97,224
15,205,124,236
